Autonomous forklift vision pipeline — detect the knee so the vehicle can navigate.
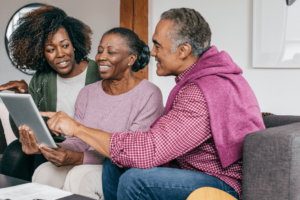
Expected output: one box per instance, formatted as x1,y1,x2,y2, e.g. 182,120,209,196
118,168,148,197
64,165,103,200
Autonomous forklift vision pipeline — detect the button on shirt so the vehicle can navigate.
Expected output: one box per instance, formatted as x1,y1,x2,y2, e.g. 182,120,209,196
110,62,243,199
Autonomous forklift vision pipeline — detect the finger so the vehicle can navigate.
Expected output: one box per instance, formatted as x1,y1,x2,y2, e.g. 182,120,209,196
18,126,25,143
23,126,33,149
28,130,39,148
40,145,61,156
40,111,57,118
48,114,62,134
0,81,20,92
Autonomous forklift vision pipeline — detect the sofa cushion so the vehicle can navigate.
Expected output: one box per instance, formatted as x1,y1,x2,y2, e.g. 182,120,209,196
263,115,300,129
242,122,300,200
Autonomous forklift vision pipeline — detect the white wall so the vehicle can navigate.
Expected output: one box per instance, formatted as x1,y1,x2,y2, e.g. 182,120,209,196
148,0,300,115
0,0,120,86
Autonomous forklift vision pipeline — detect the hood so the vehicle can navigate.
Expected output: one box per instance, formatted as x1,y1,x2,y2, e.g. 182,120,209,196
184,46,243,83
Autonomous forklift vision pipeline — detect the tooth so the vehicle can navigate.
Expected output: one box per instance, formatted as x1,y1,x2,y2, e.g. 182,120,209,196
100,66,110,69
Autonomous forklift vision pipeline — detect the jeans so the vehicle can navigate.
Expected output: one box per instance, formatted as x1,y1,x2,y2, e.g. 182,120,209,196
102,158,239,200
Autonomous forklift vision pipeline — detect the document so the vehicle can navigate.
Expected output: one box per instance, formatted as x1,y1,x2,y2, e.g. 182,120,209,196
0,182,73,200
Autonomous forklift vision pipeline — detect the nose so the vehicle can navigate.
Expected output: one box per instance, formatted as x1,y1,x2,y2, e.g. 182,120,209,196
95,51,107,62
150,46,156,57
56,47,64,58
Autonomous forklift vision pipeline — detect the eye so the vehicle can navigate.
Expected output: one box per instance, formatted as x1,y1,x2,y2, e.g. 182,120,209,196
62,44,69,48
97,50,103,54
46,48,54,53
108,51,115,55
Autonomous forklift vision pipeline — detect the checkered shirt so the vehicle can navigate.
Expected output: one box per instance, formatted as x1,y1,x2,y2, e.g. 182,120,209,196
110,63,243,199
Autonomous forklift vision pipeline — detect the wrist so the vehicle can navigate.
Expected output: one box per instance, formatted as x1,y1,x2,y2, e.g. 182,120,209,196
75,152,84,165
74,123,85,138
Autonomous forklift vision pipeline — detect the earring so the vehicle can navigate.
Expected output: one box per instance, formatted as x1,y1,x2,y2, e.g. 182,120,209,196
74,49,75,51
128,64,130,66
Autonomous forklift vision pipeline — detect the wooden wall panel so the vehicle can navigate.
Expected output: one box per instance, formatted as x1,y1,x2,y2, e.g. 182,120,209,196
120,0,134,30
120,0,148,80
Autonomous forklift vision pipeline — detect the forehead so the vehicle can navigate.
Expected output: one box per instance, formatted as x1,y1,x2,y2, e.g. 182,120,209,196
46,28,70,44
152,19,173,43
99,34,127,48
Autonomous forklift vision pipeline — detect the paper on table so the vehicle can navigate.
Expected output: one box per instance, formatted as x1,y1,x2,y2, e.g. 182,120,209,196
0,182,73,200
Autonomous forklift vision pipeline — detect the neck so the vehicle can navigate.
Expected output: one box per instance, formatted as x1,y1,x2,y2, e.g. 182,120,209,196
58,60,88,78
175,55,198,76
103,73,141,95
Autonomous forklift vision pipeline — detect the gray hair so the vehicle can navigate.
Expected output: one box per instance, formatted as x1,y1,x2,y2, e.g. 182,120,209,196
160,8,211,58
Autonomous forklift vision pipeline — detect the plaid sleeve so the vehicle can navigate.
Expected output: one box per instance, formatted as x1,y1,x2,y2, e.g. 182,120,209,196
110,83,211,168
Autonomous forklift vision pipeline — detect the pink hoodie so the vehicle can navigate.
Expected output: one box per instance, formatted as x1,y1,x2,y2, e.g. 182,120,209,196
154,46,265,168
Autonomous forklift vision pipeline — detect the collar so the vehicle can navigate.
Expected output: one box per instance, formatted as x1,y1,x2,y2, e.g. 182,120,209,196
175,61,198,83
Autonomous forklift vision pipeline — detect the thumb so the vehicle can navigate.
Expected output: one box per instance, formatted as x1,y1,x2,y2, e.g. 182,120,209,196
40,111,57,118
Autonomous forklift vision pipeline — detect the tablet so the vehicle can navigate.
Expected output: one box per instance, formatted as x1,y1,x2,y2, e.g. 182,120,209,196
0,93,57,148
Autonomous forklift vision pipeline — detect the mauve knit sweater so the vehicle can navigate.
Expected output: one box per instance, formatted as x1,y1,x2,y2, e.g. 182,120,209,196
58,80,164,164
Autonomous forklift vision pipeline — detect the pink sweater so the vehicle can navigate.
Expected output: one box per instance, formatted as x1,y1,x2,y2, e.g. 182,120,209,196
58,80,164,164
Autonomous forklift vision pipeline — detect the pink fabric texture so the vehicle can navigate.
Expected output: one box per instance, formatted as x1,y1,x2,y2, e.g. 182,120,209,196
154,46,265,168
58,80,164,164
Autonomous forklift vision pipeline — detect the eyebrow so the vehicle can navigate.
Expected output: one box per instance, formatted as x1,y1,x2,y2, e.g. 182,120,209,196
152,39,161,46
46,39,69,47
98,45,117,49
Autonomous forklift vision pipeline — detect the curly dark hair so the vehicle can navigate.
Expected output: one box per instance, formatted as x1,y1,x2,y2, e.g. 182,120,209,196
103,27,150,73
8,4,93,72
161,8,211,58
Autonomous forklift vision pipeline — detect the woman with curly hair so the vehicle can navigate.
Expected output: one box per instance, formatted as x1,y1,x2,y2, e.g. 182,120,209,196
0,4,101,183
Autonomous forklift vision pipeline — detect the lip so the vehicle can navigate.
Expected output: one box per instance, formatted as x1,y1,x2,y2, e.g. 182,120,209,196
56,60,70,68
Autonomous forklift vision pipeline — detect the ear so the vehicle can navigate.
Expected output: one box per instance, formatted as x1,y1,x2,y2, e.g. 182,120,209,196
178,43,192,59
128,54,137,66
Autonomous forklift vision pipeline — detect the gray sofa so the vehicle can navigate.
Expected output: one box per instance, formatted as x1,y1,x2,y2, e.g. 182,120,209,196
243,115,300,200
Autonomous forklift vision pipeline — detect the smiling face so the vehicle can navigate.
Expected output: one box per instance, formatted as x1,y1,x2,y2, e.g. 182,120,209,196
95,34,133,80
44,28,76,77
150,19,181,76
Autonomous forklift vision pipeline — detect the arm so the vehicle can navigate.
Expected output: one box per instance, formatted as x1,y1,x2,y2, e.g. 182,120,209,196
41,84,211,168
109,84,211,168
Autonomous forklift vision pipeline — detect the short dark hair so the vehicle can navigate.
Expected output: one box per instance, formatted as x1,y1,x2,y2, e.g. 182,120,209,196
103,27,150,72
161,8,211,58
9,5,93,72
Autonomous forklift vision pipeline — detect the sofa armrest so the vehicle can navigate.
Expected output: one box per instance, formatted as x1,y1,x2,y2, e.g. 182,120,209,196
242,122,300,200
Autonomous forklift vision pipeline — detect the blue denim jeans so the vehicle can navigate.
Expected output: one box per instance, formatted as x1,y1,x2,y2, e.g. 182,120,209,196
102,158,239,200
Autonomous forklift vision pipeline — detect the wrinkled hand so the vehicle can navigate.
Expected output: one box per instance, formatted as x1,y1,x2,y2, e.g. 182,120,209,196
0,80,28,93
39,145,84,167
19,125,41,155
40,111,79,137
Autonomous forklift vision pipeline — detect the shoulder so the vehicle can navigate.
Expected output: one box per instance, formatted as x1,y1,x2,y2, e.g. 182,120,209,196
137,79,162,95
79,80,102,96
29,70,56,88
178,83,205,101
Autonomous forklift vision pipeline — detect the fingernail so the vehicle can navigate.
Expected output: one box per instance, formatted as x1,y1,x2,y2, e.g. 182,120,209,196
22,126,25,130
25,127,28,131
19,127,21,130
39,144,43,148
29,131,32,134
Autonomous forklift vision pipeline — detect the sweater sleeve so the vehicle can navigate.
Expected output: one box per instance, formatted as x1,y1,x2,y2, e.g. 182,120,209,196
129,85,164,132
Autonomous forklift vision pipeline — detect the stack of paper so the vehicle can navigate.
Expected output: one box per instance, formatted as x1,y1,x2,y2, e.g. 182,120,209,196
0,182,73,200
